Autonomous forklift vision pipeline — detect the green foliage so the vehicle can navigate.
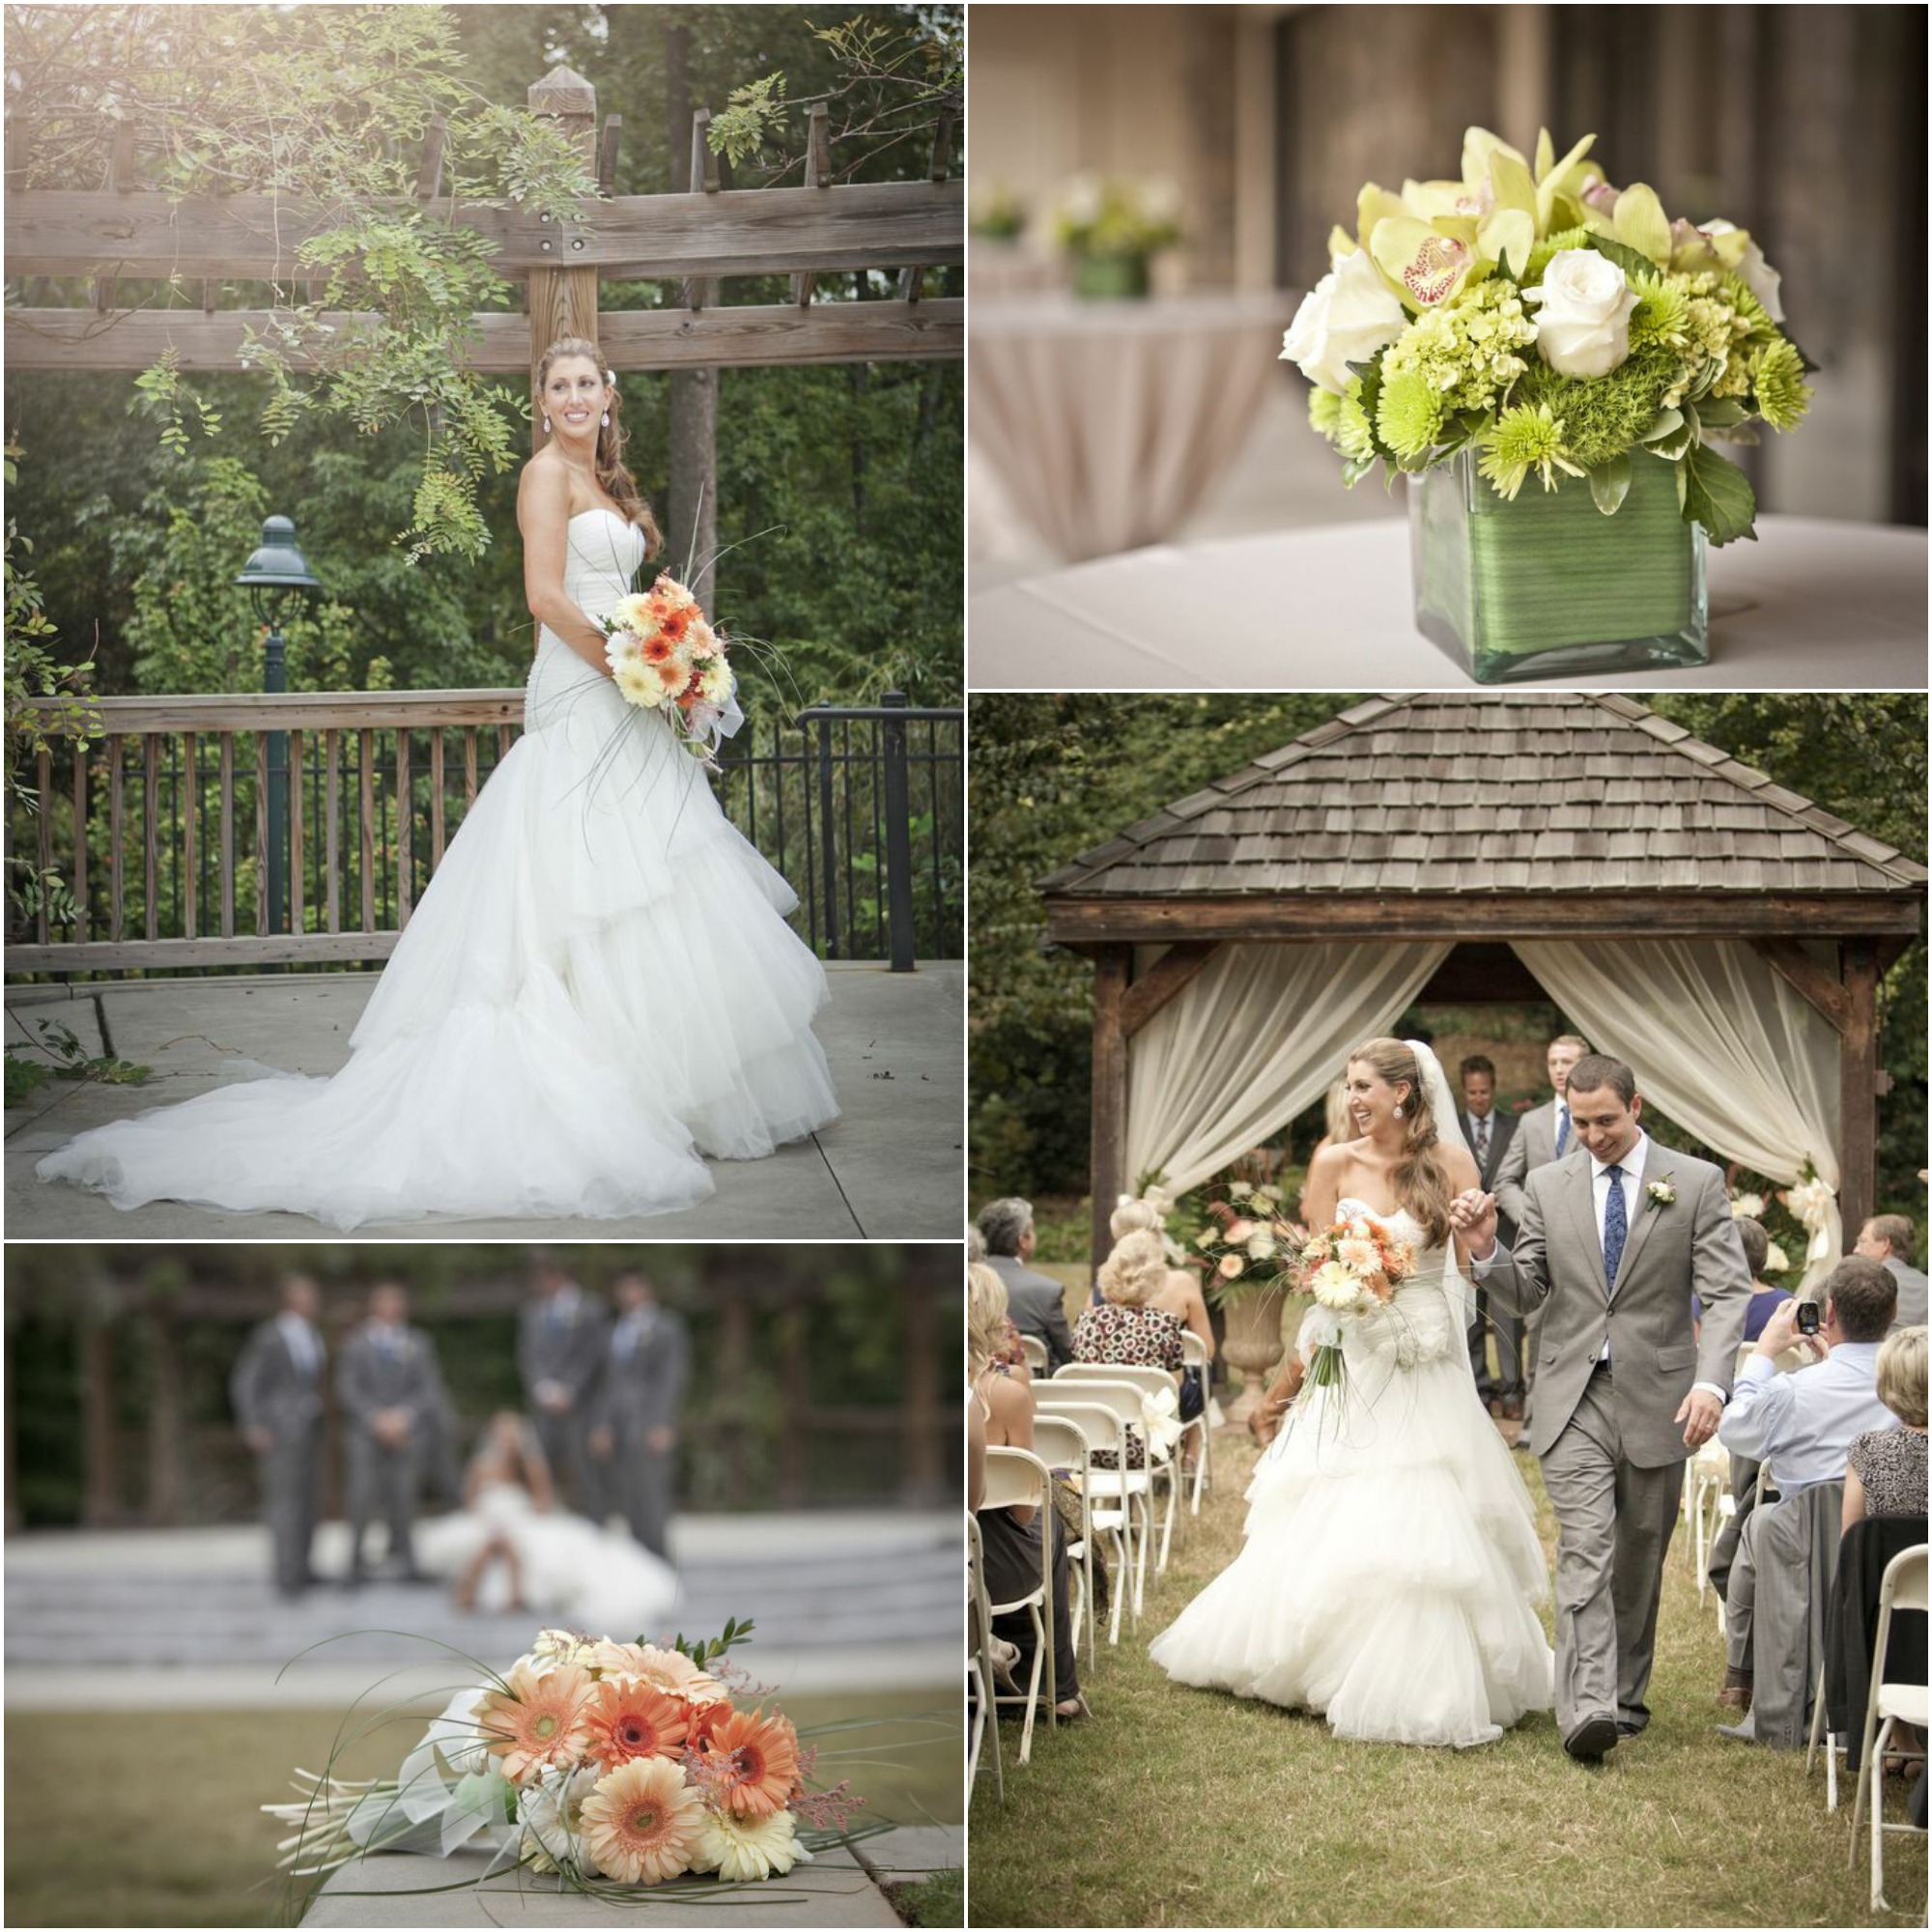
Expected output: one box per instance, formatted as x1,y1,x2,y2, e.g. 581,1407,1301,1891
1516,343,1678,469
668,1614,755,1666
711,71,791,167
5,1056,51,1108
1678,440,1759,547
13,1019,152,1089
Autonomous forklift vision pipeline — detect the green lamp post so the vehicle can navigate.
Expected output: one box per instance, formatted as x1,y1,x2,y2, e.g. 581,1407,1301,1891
236,516,320,937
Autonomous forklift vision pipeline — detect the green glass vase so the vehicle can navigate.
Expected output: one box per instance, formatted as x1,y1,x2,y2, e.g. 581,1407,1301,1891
1407,448,1709,684
1071,252,1151,300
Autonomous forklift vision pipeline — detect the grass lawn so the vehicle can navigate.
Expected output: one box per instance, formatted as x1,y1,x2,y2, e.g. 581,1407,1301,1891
7,1690,959,1928
970,1434,1927,1928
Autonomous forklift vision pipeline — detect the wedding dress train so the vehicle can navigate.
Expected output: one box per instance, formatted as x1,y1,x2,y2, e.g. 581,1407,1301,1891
38,509,838,1227
1150,1204,1554,1747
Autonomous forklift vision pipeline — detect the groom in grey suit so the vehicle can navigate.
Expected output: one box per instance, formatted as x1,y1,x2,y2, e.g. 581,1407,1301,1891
1456,1053,1753,1762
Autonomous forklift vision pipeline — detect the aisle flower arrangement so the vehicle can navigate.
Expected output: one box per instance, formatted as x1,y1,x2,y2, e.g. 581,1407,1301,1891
1280,127,1813,678
1050,174,1183,298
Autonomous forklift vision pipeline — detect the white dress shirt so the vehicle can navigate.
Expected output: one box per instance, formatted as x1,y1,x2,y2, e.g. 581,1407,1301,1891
1719,1342,1895,1491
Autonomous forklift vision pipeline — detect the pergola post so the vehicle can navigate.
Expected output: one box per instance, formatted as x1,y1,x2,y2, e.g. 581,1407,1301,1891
526,66,602,445
1838,938,1880,1236
1090,946,1131,1268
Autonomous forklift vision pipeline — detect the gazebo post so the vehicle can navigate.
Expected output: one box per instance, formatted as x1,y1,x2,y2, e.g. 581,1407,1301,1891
1839,938,1880,1236
1090,946,1131,1267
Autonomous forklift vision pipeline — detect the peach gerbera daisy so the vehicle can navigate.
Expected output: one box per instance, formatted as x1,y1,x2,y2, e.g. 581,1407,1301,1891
697,1707,800,1819
474,1662,592,1785
622,1643,727,1706
583,1676,691,1767
641,631,677,665
581,1757,703,1886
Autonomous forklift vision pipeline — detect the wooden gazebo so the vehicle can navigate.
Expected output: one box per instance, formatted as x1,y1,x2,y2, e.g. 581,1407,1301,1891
1040,693,1927,1264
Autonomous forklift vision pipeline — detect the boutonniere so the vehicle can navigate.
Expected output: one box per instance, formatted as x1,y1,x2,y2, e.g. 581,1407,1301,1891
1646,1179,1676,1208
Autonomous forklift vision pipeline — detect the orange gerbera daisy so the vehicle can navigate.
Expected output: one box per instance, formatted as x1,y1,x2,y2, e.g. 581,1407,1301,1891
641,631,677,665
474,1662,592,1785
698,1707,800,1819
583,1677,691,1768
581,1757,703,1886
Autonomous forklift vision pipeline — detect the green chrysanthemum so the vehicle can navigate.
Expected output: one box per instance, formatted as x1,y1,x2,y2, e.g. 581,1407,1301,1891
1514,344,1677,469
1750,336,1811,432
1720,273,1776,342
1307,385,1343,443
1376,366,1445,460
1334,379,1377,462
1477,402,1585,501
1627,272,1691,353
1524,227,1593,282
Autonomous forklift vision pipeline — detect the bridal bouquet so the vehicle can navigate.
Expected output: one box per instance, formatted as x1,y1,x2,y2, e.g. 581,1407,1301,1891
1281,126,1811,546
604,574,737,759
266,1617,865,1910
1295,1212,1418,1395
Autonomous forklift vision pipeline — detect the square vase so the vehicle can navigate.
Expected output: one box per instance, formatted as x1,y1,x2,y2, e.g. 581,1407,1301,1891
1407,448,1709,684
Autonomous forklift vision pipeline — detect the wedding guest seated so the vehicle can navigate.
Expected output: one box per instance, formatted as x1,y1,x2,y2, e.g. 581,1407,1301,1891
1074,1231,1196,1471
1844,1324,1928,1531
978,1196,1076,1371
969,1264,1084,1722
1100,1197,1217,1403
1855,1213,1929,1328
1692,1218,1787,1344
1715,1256,1898,1721
966,1226,987,1264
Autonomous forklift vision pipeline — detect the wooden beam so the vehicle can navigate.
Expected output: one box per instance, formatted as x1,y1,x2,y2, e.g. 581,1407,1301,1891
2,183,965,279
1839,939,1879,1237
1749,936,1852,1032
19,690,524,733
7,930,404,976
899,116,953,302
1090,946,1131,1271
792,103,832,308
1044,892,1925,946
4,300,963,372
1121,940,1221,1037
414,114,447,202
596,115,623,196
685,108,720,311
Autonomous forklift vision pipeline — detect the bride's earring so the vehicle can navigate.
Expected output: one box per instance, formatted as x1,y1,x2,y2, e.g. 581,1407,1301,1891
601,411,611,427
1394,1101,1405,1119
542,415,551,434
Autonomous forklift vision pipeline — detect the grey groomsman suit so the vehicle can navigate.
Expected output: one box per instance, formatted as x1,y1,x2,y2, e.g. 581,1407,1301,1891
984,1253,1075,1371
1463,1105,1521,1397
231,1314,327,1595
1492,1097,1568,1405
518,1286,611,1513
1481,1133,1752,1741
1883,1255,1928,1329
598,1306,690,1559
337,1321,446,1577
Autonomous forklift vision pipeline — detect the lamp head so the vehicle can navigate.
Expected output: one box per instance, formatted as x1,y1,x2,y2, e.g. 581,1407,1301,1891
237,515,319,621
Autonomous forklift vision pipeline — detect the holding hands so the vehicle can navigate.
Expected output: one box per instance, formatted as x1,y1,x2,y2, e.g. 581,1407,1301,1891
1448,1188,1499,1260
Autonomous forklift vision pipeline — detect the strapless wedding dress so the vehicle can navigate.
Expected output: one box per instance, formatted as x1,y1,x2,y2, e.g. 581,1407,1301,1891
1150,1203,1554,1747
38,509,837,1227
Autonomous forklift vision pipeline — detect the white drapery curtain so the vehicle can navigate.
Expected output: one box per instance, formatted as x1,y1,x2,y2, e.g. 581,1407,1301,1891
1124,940,1452,1197
1512,939,1843,1279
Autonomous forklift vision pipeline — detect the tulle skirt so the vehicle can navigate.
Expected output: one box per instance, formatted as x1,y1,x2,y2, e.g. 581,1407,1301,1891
37,638,838,1227
1149,1351,1554,1748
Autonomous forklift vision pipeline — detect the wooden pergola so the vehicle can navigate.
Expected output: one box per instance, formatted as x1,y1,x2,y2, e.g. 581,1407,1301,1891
1040,693,1927,1264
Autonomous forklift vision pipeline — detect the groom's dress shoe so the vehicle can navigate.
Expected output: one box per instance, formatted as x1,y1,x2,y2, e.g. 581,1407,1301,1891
1616,1721,1643,1737
1563,1716,1619,1762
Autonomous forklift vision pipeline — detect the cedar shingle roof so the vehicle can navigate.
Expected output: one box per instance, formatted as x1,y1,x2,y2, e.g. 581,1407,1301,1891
1039,695,1928,899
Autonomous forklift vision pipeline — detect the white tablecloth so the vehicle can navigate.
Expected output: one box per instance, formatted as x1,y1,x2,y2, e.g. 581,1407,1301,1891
969,291,1299,564
968,515,1928,689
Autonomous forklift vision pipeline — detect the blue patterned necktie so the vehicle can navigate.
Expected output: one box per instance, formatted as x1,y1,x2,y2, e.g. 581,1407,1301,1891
1602,1164,1627,1287
1555,1104,1571,1157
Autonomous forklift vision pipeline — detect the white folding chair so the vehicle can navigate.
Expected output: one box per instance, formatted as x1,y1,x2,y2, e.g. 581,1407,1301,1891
1180,1329,1212,1513
1848,1544,1928,1908
1017,1332,1049,1375
1053,1362,1181,1574
1806,1650,1845,1811
980,1446,1058,1766
1034,1392,1135,1641
965,1514,1003,1804
1686,1436,1729,1601
1030,1414,1096,1668
1045,1374,1159,1607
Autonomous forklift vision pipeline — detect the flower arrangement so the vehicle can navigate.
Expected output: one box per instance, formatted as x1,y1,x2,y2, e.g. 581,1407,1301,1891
265,1618,867,1911
1049,173,1183,261
604,574,735,760
1280,126,1811,548
1296,1211,1417,1393
1196,1179,1305,1302
971,181,1029,242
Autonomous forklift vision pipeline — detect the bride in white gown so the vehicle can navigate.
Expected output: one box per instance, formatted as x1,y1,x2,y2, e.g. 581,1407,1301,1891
1150,1037,1554,1748
38,337,838,1228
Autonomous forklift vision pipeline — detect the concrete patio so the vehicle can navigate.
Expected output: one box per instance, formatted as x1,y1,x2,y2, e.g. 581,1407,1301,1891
5,961,962,1239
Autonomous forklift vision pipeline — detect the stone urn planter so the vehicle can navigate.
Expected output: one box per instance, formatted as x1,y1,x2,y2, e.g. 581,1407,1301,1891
1218,1283,1288,1429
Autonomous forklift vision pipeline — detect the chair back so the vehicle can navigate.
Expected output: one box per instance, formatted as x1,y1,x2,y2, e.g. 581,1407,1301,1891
981,1444,1050,1516
1038,1377,1146,1437
1180,1330,1210,1370
1881,1544,1929,1618
1056,1361,1178,1403
1033,1395,1130,1467
1029,1414,1088,1478
1017,1333,1050,1374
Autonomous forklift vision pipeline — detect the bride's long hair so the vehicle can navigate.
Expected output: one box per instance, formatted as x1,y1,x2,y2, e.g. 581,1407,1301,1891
1350,1036,1453,1246
534,336,664,559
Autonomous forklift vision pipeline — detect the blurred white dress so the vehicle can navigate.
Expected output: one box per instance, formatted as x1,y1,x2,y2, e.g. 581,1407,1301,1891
1150,1203,1554,1747
38,509,837,1227
415,1480,679,1635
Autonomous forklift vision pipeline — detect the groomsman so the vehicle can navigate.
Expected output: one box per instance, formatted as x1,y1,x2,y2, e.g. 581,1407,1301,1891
338,1283,445,1584
518,1253,610,1515
1459,1056,1522,1416
231,1275,328,1598
1854,1214,1928,1328
591,1271,690,1559
1492,1033,1591,1419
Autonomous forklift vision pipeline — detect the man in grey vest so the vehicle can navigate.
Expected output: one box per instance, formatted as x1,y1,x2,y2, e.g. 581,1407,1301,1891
1459,1054,1521,1416
338,1282,445,1584
1854,1213,1928,1328
1455,1053,1753,1761
518,1253,610,1516
231,1274,328,1598
977,1197,1075,1371
590,1270,690,1560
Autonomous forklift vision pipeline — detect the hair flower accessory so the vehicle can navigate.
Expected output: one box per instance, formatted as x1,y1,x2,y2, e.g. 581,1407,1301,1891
1646,1179,1675,1208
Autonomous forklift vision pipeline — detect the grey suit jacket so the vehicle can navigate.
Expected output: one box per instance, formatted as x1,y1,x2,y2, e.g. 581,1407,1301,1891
336,1325,445,1439
599,1310,690,1438
1483,1139,1753,1466
1884,1256,1928,1329
985,1254,1075,1371
1492,1099,1562,1231
231,1320,327,1440
518,1289,610,1408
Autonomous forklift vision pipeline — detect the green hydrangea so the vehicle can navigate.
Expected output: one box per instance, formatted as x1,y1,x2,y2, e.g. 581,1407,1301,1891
1524,227,1593,282
1661,274,1750,409
1381,278,1537,418
1477,403,1585,500
1376,366,1445,460
1751,337,1811,431
1514,343,1677,469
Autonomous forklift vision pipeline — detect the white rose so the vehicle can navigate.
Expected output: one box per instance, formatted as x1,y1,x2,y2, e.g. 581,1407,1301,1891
1281,247,1406,396
1522,249,1636,380
1699,219,1785,322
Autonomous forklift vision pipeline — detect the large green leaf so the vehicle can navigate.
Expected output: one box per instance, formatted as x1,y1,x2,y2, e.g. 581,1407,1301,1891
1586,453,1632,516
1680,442,1759,546
1580,233,1655,283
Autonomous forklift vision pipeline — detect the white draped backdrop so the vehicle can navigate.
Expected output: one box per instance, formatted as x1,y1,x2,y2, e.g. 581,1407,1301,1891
1124,937,1844,1273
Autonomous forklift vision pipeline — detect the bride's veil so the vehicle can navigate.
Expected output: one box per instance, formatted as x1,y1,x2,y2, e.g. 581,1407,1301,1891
1406,1038,1480,1337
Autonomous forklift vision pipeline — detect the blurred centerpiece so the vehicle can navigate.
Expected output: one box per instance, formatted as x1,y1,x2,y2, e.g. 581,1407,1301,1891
1280,127,1813,683
1050,173,1183,299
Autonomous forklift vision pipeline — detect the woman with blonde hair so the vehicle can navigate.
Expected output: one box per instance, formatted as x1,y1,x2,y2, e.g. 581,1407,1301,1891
1843,1324,1927,1530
